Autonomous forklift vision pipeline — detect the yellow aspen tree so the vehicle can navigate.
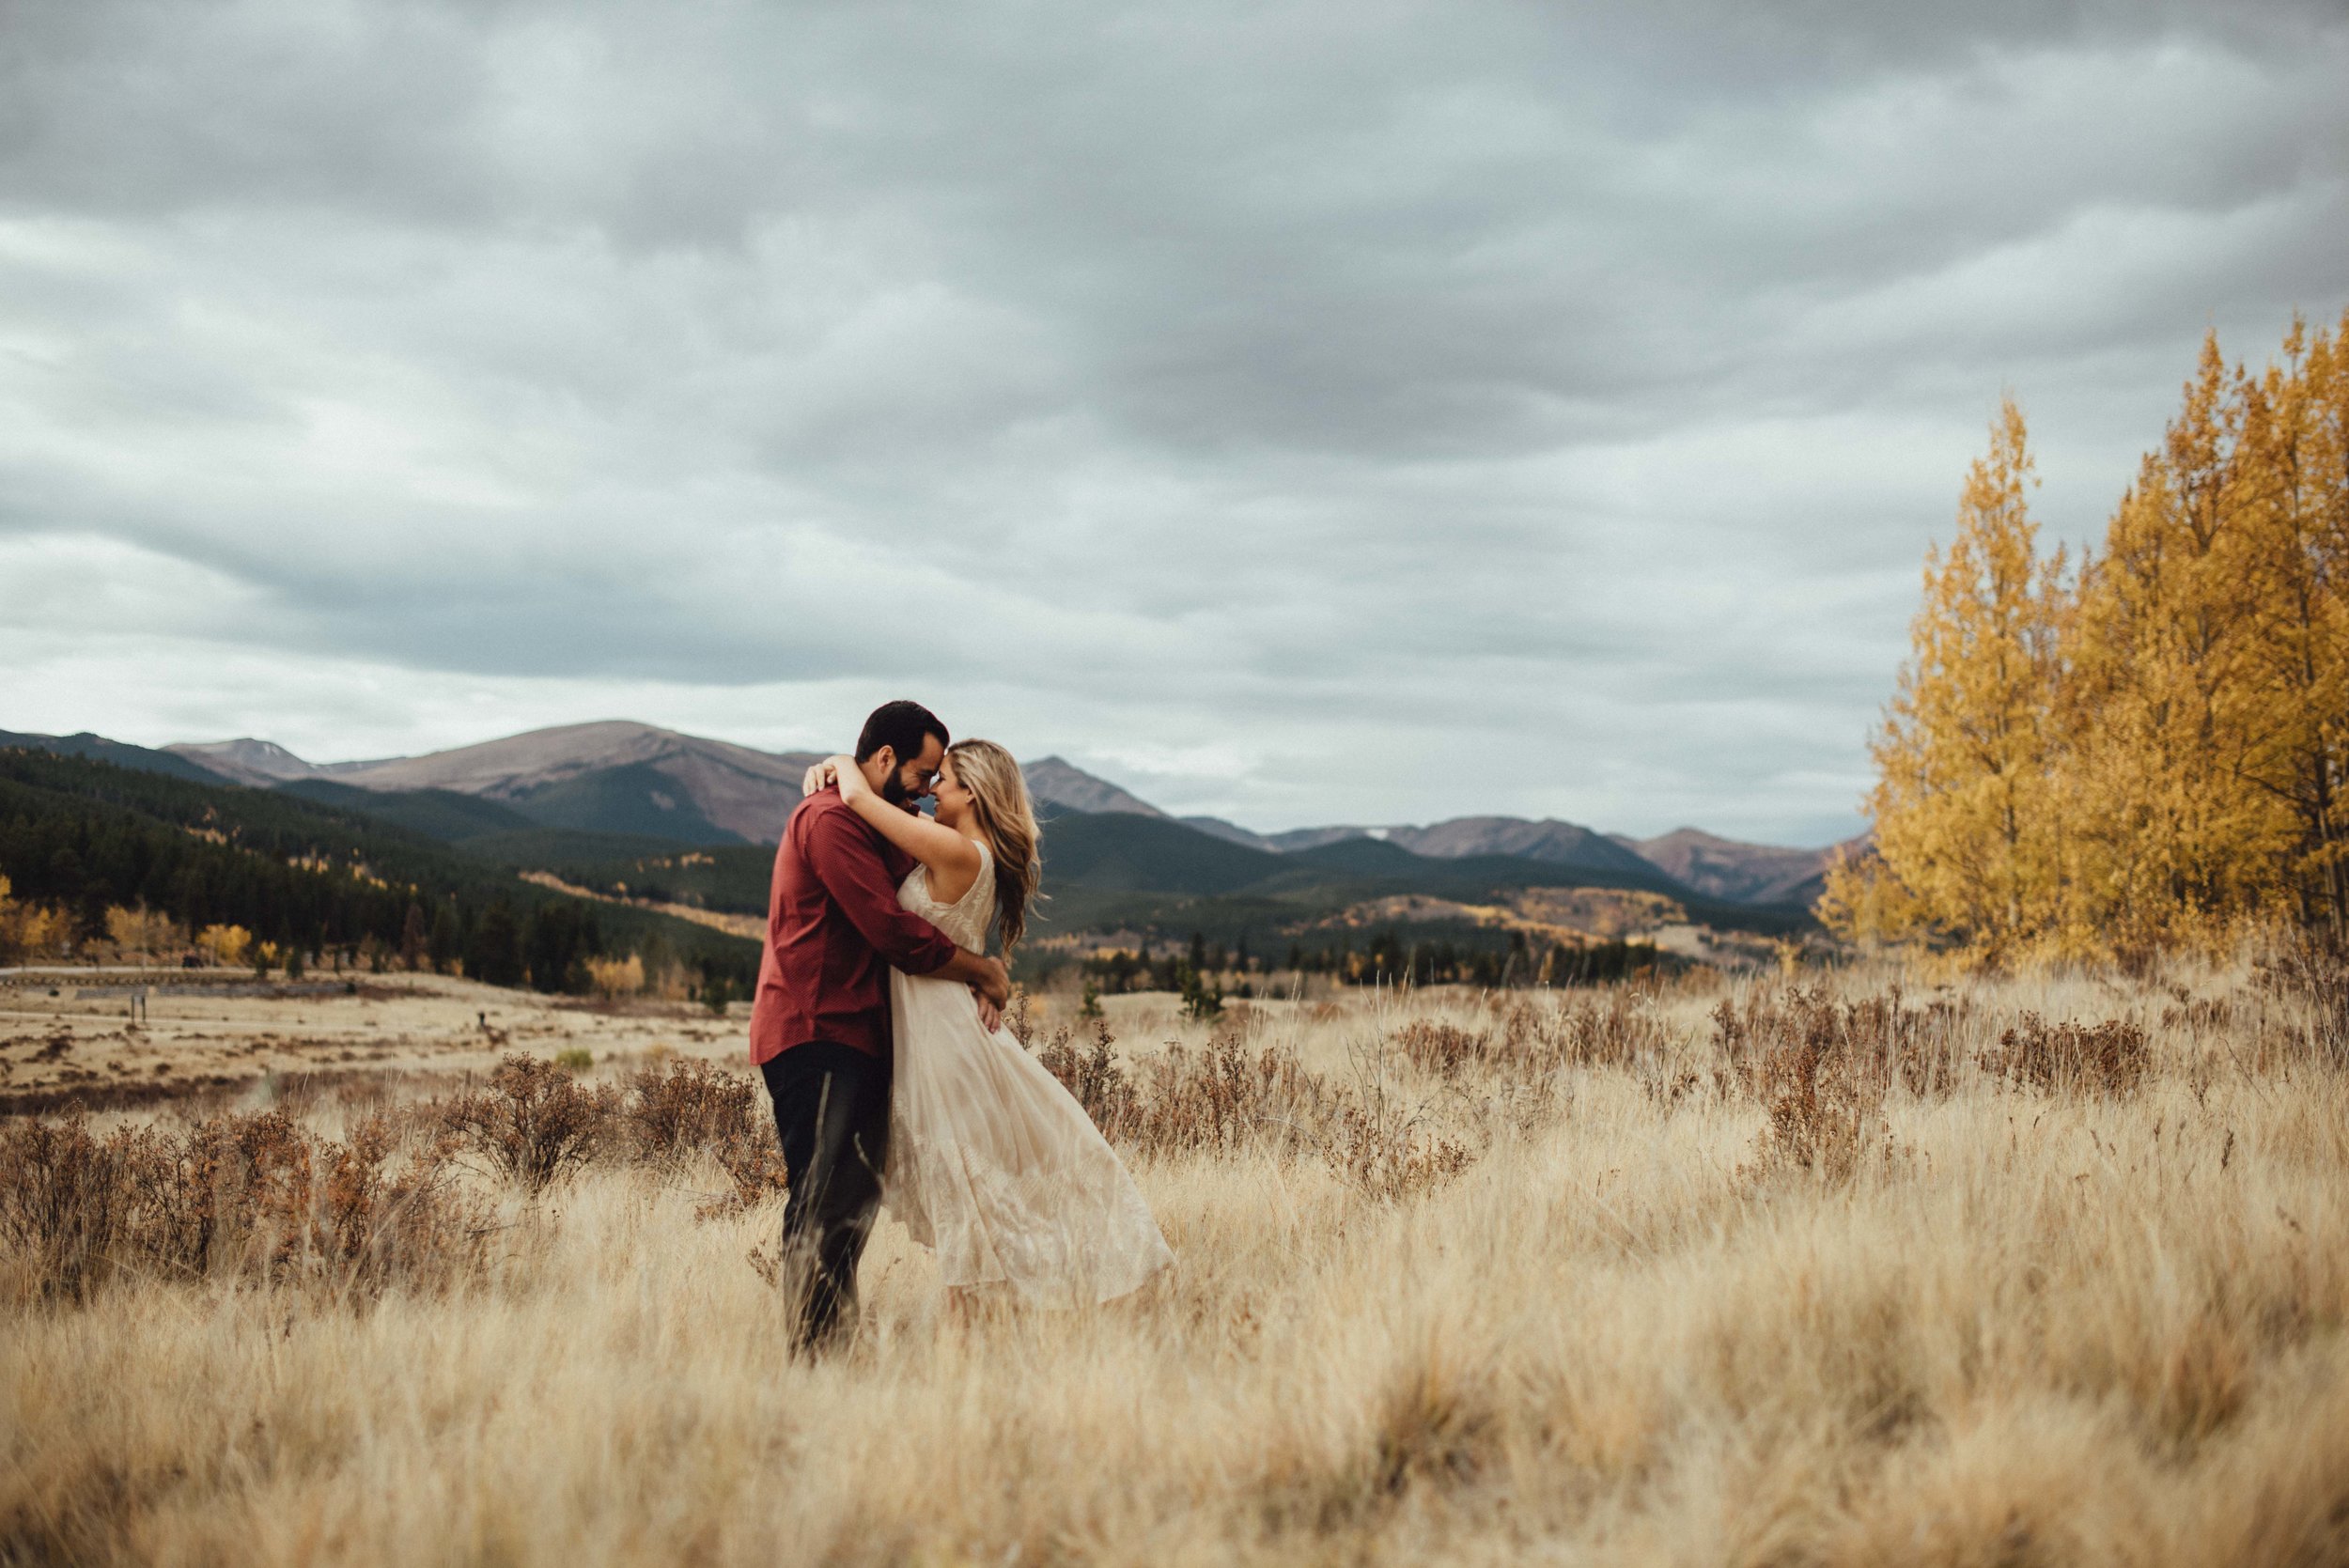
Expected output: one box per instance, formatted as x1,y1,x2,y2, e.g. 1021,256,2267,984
1822,397,2069,960
2064,333,2293,951
0,876,23,964
198,923,253,968
2231,310,2349,938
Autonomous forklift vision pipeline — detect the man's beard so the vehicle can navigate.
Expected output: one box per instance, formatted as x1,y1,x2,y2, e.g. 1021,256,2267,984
879,771,911,808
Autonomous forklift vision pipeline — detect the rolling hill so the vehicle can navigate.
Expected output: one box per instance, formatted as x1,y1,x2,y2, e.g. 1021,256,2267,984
1,728,232,785
9,721,1845,927
1620,827,1857,907
165,737,344,786
1385,816,1672,878
146,725,1191,847
435,801,1813,972
317,722,818,844
0,749,760,990
277,778,542,841
1023,756,1168,818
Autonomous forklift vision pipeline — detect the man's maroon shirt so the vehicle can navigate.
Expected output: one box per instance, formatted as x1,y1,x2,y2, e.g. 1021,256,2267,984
748,789,958,1067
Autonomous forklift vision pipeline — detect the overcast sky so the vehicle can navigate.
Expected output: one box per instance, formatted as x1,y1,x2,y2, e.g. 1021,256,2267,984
4,0,2344,845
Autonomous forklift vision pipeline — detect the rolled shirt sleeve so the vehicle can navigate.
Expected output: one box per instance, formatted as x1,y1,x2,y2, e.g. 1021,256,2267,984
803,805,959,976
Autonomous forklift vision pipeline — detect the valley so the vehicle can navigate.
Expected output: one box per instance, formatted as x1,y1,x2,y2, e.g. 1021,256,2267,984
3,721,1840,981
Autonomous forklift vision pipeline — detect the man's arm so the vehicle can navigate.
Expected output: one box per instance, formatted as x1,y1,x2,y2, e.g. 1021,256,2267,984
934,948,1012,1026
803,805,963,976
816,756,985,889
805,810,1012,1019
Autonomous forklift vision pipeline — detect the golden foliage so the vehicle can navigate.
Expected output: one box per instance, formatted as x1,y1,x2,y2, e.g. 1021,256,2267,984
0,876,77,965
1834,309,2349,962
583,953,646,1000
1825,396,2070,959
196,923,253,968
102,904,183,959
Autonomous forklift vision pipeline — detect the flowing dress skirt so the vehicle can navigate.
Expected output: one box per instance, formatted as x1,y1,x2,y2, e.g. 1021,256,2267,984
885,970,1174,1304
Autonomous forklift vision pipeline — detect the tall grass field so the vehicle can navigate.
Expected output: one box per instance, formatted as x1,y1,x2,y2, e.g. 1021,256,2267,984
6,948,2348,1565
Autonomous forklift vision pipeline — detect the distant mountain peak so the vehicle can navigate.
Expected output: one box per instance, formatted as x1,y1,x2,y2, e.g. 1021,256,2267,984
2,727,232,785
320,721,825,843
98,716,1846,904
1624,827,1849,907
1023,756,1168,819
164,737,319,786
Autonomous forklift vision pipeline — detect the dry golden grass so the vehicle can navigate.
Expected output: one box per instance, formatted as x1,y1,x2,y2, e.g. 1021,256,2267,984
5,949,2349,1566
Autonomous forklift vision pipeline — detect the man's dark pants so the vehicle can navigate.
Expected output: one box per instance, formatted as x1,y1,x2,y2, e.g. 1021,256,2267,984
761,1041,890,1351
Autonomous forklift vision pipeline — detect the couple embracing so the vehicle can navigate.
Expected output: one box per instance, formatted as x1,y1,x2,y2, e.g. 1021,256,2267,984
750,700,1174,1351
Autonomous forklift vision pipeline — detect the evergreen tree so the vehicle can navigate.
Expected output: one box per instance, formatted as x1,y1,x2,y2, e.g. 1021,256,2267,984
467,900,525,988
400,901,429,971
428,902,462,973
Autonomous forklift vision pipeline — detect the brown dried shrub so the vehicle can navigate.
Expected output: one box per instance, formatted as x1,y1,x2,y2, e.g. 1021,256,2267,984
1110,1027,1330,1156
1391,1020,1488,1077
1323,1092,1472,1202
0,1117,139,1299
2255,935,2349,1068
1715,988,1901,1183
0,1109,484,1302
439,1053,619,1194
692,1133,788,1220
1979,1014,2150,1098
1751,1028,1884,1184
1324,1023,1483,1199
1549,988,1676,1071
621,1057,758,1165
1037,1019,1139,1135
618,1057,787,1218
1715,984,1969,1099
1035,1019,1349,1163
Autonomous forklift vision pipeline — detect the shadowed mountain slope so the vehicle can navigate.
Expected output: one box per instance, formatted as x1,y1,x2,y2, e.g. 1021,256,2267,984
1181,815,1280,851
0,749,760,987
1,729,230,785
277,778,543,843
1038,812,1282,894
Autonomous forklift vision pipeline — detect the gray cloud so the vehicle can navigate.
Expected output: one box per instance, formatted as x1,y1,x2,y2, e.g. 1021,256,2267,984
4,0,2346,846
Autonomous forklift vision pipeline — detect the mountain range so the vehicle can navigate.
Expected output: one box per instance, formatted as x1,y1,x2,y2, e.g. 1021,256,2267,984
2,721,1850,909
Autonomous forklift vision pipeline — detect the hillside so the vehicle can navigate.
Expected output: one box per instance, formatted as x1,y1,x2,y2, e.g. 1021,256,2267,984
146,725,1187,848
13,722,1844,928
0,728,230,786
277,778,542,841
165,737,332,786
1621,828,1850,906
1386,816,1671,878
325,722,819,844
1024,756,1167,818
0,749,758,992
468,806,1813,985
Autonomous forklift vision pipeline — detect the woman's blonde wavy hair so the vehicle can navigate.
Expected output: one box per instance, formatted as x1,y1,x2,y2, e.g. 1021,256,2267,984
945,739,1043,955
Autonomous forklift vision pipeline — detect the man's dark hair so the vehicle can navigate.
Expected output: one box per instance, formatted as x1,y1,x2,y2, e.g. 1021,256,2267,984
855,700,948,764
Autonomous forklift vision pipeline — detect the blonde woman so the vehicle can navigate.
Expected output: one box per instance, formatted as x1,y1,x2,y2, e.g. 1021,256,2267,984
802,740,1174,1305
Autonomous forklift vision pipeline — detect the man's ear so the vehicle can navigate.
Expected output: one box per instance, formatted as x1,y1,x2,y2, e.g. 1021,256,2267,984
872,745,896,774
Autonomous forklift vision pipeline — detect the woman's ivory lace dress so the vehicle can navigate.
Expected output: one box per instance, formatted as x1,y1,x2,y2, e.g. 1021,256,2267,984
886,845,1174,1303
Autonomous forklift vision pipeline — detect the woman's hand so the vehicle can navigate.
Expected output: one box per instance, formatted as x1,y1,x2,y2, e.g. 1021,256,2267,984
828,754,868,803
801,758,838,798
